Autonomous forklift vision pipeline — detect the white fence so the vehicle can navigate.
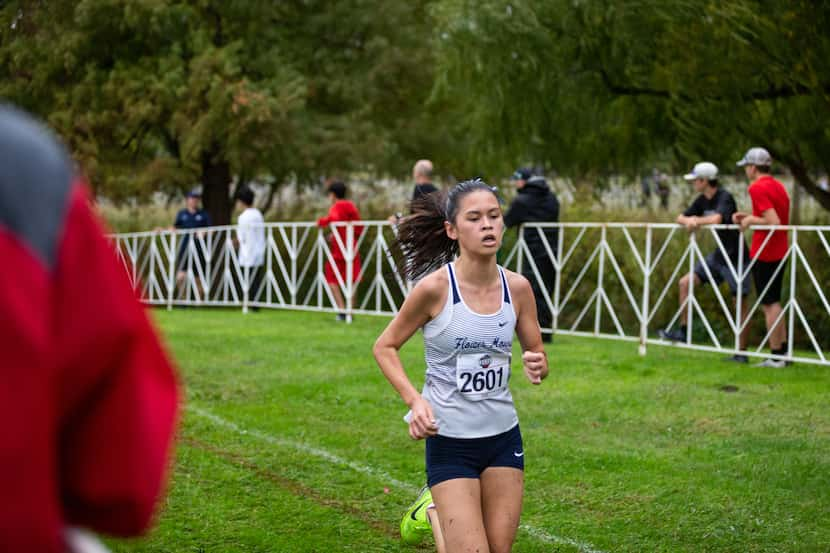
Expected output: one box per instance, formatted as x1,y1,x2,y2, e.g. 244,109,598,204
113,221,830,366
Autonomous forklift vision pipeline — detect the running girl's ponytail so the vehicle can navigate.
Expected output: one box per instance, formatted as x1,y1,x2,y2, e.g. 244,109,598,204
394,178,497,281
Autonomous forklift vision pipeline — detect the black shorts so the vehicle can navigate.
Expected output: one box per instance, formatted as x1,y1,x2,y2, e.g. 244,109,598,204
425,425,523,487
752,259,786,305
693,252,751,297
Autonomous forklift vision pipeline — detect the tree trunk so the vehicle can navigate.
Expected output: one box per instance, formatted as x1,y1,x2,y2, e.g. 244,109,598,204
773,146,830,213
201,148,232,226
232,171,250,204
259,175,284,215
791,176,801,225
786,161,830,212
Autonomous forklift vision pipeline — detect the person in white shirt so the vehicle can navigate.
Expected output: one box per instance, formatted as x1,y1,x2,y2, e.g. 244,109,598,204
235,186,266,310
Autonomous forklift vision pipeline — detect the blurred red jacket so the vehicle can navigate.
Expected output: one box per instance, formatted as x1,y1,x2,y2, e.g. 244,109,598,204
0,107,179,552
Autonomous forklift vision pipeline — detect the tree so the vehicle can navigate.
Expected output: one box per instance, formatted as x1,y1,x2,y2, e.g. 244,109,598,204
431,0,830,210
0,0,466,224
1,1,309,224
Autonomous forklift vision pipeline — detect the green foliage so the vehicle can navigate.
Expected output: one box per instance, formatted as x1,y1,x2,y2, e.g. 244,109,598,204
0,1,466,223
431,0,830,209
4,0,830,221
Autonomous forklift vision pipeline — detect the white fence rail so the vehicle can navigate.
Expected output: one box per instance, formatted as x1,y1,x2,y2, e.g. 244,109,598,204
113,221,830,366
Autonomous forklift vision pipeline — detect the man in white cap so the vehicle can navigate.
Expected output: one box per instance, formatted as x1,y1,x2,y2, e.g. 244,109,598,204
733,147,790,367
658,162,751,361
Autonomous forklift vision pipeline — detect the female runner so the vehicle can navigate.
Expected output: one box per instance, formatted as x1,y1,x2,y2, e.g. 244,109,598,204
373,179,549,553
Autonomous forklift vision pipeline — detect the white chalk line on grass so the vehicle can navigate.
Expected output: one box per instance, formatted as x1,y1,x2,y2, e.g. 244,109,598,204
190,405,414,491
519,524,606,553
189,405,607,553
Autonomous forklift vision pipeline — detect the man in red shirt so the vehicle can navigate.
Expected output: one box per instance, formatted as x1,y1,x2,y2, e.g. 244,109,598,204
733,147,791,367
0,106,179,551
317,180,363,321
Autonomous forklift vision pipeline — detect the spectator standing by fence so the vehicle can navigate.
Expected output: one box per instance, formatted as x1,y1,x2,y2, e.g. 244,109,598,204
235,186,266,311
172,189,211,294
655,171,671,210
504,168,560,342
318,181,363,321
389,160,441,288
389,159,439,224
657,162,751,362
639,173,652,207
0,106,179,552
410,159,438,203
733,147,791,367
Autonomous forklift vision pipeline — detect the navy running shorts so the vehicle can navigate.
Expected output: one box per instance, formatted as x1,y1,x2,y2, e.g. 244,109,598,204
425,424,524,487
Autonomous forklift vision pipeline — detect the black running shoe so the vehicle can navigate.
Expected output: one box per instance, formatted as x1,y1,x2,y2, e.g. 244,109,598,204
657,327,686,342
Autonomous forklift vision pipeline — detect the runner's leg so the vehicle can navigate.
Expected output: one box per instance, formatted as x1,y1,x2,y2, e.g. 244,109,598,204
431,478,489,553
427,507,447,553
480,467,523,553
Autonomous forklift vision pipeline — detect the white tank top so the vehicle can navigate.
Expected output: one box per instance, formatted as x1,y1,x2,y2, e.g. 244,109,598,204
421,263,519,438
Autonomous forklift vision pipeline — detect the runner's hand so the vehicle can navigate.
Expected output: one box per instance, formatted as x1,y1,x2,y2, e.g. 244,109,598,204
523,350,548,385
408,396,438,440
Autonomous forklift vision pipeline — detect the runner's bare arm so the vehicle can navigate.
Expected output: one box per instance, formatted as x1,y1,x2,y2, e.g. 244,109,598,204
506,271,549,384
373,272,446,438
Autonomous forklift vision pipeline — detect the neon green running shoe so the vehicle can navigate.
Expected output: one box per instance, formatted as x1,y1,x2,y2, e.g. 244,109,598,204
400,485,433,545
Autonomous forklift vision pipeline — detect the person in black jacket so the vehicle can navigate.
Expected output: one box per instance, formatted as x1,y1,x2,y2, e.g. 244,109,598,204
504,168,560,341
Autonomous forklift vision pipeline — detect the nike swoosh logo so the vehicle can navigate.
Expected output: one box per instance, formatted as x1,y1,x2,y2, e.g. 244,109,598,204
498,321,508,327
513,451,524,457
410,499,429,521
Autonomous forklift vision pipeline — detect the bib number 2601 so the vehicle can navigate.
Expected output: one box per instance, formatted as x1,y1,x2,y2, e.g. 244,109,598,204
456,353,510,400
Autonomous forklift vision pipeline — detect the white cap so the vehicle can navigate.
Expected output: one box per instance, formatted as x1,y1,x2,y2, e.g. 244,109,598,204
683,161,718,181
736,147,772,167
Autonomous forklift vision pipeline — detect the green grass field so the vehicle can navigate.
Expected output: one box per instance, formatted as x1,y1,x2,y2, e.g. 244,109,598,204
108,309,830,553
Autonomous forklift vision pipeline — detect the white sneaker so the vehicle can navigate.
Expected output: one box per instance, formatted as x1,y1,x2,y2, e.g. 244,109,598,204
755,358,787,368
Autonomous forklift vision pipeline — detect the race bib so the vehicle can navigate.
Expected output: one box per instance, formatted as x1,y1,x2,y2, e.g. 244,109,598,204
456,353,511,400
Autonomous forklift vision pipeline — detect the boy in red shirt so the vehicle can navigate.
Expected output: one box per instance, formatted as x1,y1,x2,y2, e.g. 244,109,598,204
317,181,362,321
0,106,179,551
733,147,791,367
